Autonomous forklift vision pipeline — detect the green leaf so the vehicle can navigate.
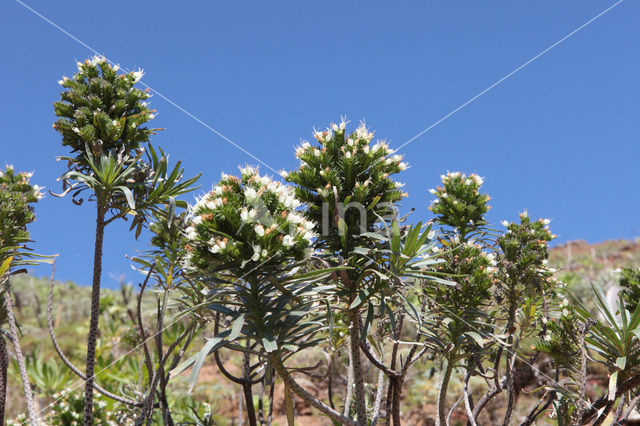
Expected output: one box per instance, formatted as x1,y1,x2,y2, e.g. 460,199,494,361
362,302,374,340
262,335,278,353
229,314,246,341
390,220,401,253
465,331,487,348
352,247,370,255
116,186,135,210
188,332,229,391
338,217,348,249
350,289,370,309
326,300,334,339
360,232,387,241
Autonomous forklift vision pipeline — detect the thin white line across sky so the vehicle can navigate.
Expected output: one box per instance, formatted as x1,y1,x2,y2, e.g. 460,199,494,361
393,0,624,153
13,0,624,175
13,0,281,176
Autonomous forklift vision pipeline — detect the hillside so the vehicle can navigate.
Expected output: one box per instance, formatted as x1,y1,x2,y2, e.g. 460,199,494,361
3,238,640,424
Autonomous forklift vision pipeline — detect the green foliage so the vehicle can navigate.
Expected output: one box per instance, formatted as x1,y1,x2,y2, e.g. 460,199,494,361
535,298,581,370
285,119,407,254
53,56,154,167
574,283,640,399
428,239,497,346
428,172,489,238
496,212,557,304
176,401,217,425
422,172,497,359
45,390,132,425
0,165,42,267
22,351,74,397
620,267,640,312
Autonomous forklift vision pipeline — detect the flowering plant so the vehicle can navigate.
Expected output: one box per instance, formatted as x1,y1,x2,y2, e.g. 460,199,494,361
51,56,199,423
0,165,43,267
286,119,407,253
184,166,315,277
429,171,489,238
53,55,154,167
497,212,556,300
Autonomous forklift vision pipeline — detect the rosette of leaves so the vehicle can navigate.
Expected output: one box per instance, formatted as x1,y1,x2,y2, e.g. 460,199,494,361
428,172,489,239
566,283,640,424
184,166,315,278
285,120,407,255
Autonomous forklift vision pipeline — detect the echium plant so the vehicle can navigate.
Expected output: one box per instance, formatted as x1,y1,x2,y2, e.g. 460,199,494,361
426,172,497,425
184,166,314,275
119,207,204,425
285,120,443,425
181,167,333,426
429,171,490,240
0,166,43,262
286,119,407,255
52,55,198,424
540,268,640,425
0,165,44,425
489,212,557,424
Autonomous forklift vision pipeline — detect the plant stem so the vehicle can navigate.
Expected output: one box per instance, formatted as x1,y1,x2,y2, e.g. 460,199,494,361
83,200,106,425
501,304,518,426
349,310,367,425
4,288,39,425
0,336,6,424
270,354,357,426
436,358,453,426
47,265,141,407
243,344,258,426
344,336,354,417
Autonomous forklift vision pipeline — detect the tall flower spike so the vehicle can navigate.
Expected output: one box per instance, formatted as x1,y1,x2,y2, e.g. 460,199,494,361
285,119,407,253
429,172,489,237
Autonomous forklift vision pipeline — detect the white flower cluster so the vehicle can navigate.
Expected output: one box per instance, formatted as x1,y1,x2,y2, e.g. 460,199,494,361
463,240,498,274
77,55,107,70
438,171,484,186
504,214,555,239
384,154,408,170
485,251,498,273
184,167,316,268
295,121,407,170
429,172,485,209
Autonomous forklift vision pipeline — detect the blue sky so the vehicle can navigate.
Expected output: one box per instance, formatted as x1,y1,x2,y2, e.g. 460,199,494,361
1,1,638,287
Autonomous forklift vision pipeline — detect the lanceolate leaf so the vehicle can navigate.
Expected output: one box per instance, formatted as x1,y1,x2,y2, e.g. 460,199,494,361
188,331,230,391
229,313,246,341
